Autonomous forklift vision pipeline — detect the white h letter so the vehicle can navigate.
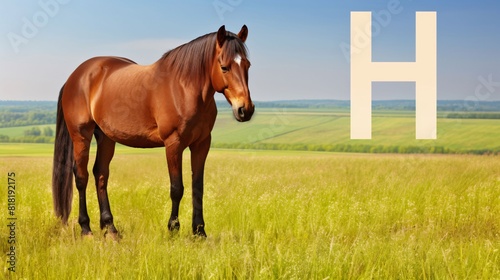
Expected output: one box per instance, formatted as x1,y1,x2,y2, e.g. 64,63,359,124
350,12,437,139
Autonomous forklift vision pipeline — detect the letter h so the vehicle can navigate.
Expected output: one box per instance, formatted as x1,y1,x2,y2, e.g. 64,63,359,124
350,12,437,139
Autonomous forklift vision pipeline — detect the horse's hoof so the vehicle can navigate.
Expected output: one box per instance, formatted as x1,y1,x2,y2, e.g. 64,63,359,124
193,225,207,238
168,218,180,232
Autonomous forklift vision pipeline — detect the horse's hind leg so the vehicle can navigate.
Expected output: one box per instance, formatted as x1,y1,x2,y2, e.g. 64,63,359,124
72,125,95,236
93,128,118,238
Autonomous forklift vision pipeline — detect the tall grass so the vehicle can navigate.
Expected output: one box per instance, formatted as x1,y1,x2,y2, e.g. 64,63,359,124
1,150,499,278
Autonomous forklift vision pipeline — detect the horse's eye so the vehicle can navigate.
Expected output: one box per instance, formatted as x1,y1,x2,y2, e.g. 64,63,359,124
221,66,229,73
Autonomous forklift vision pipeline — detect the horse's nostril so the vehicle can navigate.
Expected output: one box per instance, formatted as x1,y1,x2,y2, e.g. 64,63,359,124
238,107,245,118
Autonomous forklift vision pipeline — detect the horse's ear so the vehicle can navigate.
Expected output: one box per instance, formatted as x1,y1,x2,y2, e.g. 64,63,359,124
238,25,248,43
217,25,226,47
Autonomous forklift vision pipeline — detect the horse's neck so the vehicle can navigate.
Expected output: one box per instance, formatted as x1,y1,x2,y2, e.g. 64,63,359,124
152,59,216,103
155,55,215,95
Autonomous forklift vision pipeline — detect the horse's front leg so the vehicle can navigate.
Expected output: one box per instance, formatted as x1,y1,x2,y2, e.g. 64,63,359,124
165,142,185,233
189,135,211,237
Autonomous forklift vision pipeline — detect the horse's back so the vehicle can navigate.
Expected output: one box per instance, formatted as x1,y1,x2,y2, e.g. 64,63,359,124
63,56,137,99
63,57,129,113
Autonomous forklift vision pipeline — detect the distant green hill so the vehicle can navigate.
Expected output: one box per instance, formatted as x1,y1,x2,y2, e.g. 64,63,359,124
1,100,500,154
211,108,500,155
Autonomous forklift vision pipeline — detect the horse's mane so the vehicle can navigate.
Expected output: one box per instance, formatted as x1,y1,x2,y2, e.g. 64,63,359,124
159,30,248,87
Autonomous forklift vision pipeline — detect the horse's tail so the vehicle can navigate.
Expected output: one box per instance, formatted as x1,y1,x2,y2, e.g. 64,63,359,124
52,84,74,224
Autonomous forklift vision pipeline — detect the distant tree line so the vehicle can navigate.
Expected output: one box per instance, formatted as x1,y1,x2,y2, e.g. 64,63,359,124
445,113,500,119
0,101,56,128
211,142,499,155
0,111,56,128
216,100,500,112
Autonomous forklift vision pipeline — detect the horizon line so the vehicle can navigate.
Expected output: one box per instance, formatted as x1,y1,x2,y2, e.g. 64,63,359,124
2,99,500,103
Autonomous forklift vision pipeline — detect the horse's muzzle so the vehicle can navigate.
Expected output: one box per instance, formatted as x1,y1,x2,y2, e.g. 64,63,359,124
234,103,255,122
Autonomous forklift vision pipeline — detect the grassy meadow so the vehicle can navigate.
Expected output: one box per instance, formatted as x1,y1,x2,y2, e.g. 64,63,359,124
1,147,499,278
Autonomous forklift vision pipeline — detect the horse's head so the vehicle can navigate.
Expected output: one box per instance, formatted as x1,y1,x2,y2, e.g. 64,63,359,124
212,25,254,122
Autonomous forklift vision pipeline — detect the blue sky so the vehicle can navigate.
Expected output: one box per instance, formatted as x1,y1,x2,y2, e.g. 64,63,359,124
1,0,500,101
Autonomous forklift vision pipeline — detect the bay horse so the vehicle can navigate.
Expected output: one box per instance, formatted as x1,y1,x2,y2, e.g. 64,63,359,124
52,25,254,238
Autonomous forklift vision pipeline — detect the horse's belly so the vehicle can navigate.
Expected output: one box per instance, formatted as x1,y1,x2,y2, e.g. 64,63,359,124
97,119,164,148
115,135,164,148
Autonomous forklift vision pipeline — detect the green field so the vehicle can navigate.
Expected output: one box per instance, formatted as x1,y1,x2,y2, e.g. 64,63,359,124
0,124,55,138
1,148,499,278
2,108,500,153
212,108,500,154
